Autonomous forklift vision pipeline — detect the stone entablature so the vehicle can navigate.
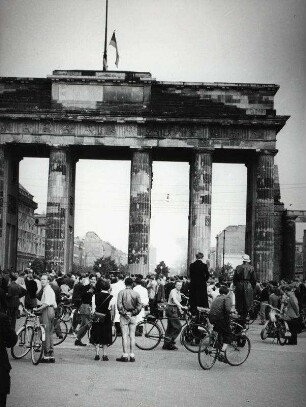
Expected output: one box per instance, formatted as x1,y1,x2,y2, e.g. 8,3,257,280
0,70,290,279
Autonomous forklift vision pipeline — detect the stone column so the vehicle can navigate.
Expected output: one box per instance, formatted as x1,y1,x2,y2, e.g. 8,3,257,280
303,230,306,280
273,203,284,282
0,147,20,271
282,212,297,281
128,149,152,276
253,151,275,281
188,149,213,269
273,165,284,282
45,147,76,274
245,161,256,261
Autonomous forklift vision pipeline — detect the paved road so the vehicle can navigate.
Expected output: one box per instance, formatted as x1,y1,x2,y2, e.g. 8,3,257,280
8,322,306,407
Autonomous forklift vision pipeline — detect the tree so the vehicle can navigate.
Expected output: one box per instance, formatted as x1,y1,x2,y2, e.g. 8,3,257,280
30,258,45,274
155,261,169,278
93,257,118,275
118,263,129,275
72,264,93,275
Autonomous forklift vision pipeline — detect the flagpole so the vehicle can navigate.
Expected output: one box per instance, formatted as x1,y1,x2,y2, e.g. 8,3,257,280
103,0,108,71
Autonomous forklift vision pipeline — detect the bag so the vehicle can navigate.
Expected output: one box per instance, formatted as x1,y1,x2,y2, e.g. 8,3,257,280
94,312,106,323
92,294,111,323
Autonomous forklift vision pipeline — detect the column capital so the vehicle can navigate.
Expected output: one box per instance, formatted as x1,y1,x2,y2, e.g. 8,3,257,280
257,149,278,157
193,147,215,154
284,212,298,222
129,147,152,152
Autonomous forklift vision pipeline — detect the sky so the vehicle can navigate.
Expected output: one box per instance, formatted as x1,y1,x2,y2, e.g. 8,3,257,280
1,0,305,267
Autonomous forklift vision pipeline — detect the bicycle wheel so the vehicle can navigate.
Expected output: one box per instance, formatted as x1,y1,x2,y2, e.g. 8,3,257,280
198,334,217,370
135,321,162,350
111,324,117,345
11,326,33,359
260,322,270,340
62,307,72,322
226,335,251,366
53,320,68,346
181,323,209,353
277,320,286,346
31,326,44,365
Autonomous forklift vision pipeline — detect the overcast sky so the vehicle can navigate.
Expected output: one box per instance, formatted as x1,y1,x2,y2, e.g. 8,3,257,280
1,0,305,267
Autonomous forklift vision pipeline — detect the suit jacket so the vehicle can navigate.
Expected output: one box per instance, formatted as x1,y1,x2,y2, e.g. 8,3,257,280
0,312,17,394
6,281,27,308
189,260,210,308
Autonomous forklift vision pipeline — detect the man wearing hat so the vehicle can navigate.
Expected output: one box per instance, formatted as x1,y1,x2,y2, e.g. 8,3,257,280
233,254,256,319
189,252,210,315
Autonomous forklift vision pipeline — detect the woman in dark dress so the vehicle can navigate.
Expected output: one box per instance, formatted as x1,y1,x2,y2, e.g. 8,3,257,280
91,279,115,361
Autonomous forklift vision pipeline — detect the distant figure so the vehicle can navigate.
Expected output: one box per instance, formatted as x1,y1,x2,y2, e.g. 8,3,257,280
0,311,18,407
233,254,256,318
189,252,210,313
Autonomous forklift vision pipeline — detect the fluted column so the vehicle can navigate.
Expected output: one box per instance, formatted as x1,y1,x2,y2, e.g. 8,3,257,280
45,147,76,274
128,149,152,276
273,165,284,282
282,212,297,281
245,161,256,261
303,230,306,280
254,151,275,281
188,149,213,268
0,146,20,271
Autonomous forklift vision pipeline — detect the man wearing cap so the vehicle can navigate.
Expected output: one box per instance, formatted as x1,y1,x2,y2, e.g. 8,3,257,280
233,254,256,319
189,252,210,315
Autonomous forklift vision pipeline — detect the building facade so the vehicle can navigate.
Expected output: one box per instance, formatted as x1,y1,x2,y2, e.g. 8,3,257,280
215,225,246,270
17,185,45,271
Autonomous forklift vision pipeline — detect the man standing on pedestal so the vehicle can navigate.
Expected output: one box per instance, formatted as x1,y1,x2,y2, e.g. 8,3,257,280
233,254,256,319
189,252,210,314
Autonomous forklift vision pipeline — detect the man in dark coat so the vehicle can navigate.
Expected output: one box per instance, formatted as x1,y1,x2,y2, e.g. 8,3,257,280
233,254,256,318
189,252,210,314
0,311,18,407
6,272,27,330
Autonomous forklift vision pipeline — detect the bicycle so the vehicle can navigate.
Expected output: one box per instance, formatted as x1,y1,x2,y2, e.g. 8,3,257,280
11,305,37,360
180,307,210,353
198,317,251,370
57,296,73,323
260,305,287,345
247,300,260,324
135,308,199,350
53,317,69,346
11,306,46,365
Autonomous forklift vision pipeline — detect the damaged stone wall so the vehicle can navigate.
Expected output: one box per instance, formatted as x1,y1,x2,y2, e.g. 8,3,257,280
128,150,152,275
188,150,212,267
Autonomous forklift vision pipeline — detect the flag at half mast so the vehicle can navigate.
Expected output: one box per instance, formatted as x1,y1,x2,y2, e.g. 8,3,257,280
109,31,119,67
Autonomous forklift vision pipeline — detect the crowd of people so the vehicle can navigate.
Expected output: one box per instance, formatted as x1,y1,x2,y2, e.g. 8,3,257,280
0,253,306,406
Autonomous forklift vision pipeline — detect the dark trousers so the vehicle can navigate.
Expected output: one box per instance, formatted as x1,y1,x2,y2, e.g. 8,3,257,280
77,314,91,341
7,307,18,330
164,306,181,344
287,319,298,344
0,393,7,407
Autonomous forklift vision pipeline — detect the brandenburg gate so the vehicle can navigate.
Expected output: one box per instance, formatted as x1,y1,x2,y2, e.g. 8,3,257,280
0,70,289,280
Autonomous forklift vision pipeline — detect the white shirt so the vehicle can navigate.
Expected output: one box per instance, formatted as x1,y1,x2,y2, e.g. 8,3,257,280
134,284,149,323
41,284,57,308
111,280,126,323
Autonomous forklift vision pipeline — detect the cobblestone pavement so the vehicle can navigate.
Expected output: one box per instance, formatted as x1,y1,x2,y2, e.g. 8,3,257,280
8,322,306,407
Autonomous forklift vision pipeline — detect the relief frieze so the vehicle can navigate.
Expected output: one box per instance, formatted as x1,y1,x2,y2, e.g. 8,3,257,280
0,119,273,142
